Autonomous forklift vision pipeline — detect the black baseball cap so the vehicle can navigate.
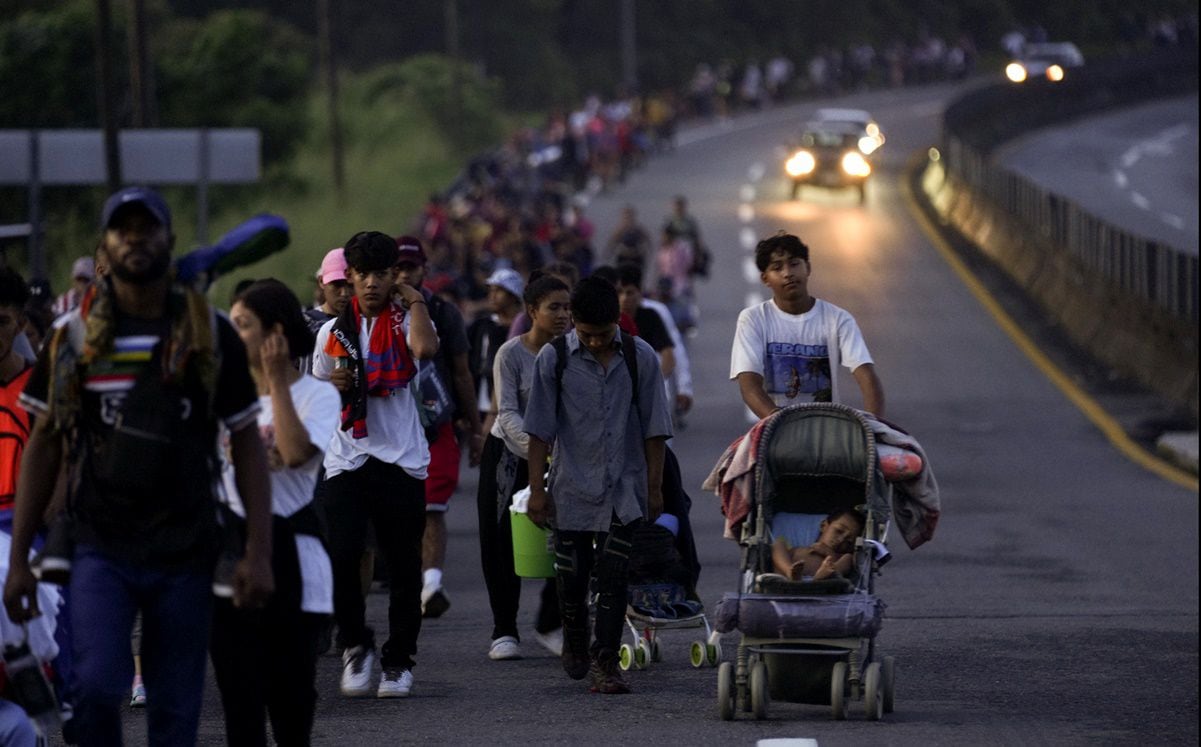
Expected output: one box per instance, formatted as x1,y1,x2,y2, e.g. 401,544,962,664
100,186,172,231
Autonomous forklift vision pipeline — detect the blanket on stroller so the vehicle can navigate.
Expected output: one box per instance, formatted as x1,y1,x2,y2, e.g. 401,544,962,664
702,411,940,549
714,591,885,639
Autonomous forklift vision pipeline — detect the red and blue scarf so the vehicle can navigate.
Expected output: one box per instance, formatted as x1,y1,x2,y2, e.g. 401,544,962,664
323,296,416,438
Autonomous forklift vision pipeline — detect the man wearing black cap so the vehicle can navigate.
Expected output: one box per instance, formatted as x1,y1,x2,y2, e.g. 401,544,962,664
4,186,274,744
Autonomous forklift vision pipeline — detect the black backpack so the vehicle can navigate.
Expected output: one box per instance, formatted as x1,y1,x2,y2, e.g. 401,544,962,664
551,331,641,424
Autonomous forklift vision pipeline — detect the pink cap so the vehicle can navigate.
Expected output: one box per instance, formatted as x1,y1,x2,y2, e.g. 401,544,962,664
319,248,347,284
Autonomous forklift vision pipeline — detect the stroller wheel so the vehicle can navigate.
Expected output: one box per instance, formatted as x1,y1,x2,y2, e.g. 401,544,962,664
882,656,896,713
619,644,634,671
706,641,722,667
750,661,770,720
649,639,661,663
689,640,706,668
863,662,883,721
830,661,847,720
717,662,735,720
634,640,650,669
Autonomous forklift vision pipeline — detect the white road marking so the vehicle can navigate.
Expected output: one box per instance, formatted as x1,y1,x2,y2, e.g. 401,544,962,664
745,290,763,307
742,258,760,284
1113,170,1127,188
1119,123,1191,168
748,162,766,182
741,227,758,250
1131,192,1150,210
741,184,756,202
1160,212,1185,229
738,203,755,222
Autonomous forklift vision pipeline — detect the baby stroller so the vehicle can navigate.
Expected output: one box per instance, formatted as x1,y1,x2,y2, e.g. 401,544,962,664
713,403,895,721
618,517,720,671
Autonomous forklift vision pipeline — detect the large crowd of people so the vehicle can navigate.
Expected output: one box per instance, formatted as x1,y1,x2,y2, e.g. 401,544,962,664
0,39,911,743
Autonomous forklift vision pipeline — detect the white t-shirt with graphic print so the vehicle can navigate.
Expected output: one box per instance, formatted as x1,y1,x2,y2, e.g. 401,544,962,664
729,298,873,408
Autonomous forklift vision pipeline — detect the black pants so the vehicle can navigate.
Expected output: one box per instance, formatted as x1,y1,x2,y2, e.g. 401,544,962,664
554,515,639,663
210,520,324,747
476,435,560,641
323,458,426,669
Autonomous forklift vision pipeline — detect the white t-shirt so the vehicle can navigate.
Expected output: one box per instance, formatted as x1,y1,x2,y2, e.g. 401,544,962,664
729,298,872,408
219,375,339,614
312,314,430,480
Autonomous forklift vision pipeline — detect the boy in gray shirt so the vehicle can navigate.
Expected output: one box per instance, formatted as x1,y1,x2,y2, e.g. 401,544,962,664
525,276,673,694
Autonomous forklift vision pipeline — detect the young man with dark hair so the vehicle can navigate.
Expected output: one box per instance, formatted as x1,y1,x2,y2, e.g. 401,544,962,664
393,235,484,619
524,275,673,694
731,231,884,417
615,262,676,378
3,186,274,743
313,230,438,698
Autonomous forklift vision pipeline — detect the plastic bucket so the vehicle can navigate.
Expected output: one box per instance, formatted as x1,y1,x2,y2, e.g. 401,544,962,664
510,511,555,578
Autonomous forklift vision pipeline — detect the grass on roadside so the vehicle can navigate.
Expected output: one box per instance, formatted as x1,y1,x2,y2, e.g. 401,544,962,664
198,77,467,309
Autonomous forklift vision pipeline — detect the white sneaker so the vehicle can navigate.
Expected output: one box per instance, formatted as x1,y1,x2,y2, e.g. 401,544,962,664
533,628,564,657
340,645,376,697
488,636,521,660
377,668,413,698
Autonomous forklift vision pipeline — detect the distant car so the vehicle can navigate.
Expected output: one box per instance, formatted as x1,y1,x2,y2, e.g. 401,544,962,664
812,107,886,155
783,121,873,203
1005,42,1084,83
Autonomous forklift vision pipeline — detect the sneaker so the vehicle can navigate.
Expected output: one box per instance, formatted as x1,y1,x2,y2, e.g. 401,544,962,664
129,678,146,708
588,658,631,695
533,628,564,657
377,668,413,698
421,587,451,619
488,636,521,661
340,646,377,697
560,631,590,681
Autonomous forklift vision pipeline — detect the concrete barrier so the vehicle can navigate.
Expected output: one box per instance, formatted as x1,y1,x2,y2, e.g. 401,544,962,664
920,156,1199,416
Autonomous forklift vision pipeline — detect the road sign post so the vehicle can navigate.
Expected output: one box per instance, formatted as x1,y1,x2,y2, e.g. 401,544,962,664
0,127,260,280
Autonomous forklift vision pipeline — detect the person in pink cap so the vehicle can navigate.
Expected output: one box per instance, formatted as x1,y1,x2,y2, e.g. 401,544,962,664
50,255,97,318
300,248,352,374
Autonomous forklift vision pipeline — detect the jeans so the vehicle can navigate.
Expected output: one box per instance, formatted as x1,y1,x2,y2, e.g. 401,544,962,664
322,458,426,669
68,545,212,747
476,435,561,641
553,515,638,662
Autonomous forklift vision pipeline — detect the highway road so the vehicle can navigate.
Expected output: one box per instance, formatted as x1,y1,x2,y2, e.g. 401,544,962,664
120,82,1198,745
994,94,1199,255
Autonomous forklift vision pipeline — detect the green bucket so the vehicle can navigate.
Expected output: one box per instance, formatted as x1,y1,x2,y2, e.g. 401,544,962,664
510,511,555,578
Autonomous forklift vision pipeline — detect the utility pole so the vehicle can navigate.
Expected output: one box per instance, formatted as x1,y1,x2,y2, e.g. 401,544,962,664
620,0,637,92
317,0,345,198
445,0,461,145
95,0,121,192
128,0,150,128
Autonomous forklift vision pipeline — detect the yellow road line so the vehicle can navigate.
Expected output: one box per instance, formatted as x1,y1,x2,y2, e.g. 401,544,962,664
900,151,1198,491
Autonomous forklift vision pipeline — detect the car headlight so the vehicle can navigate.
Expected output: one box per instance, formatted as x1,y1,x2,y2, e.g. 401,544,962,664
841,151,871,177
858,135,879,155
1046,64,1065,82
786,150,816,177
1005,62,1027,83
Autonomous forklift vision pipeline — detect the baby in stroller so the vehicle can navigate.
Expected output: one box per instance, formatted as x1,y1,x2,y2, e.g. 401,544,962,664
769,509,863,582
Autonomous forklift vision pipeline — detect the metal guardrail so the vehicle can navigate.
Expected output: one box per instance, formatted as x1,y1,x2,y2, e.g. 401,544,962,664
941,47,1199,323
